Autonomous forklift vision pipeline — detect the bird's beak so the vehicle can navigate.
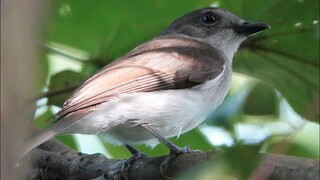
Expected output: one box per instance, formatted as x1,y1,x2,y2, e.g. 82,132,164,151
233,21,270,36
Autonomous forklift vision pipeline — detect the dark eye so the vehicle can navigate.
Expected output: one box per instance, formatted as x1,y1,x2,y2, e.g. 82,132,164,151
201,13,217,25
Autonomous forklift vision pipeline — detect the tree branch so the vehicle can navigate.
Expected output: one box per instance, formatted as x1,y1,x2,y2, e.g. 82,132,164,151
19,140,319,180
34,85,78,101
20,140,215,180
249,153,319,180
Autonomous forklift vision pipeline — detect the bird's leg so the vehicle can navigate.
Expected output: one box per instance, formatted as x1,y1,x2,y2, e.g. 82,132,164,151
121,144,147,180
143,125,202,179
143,125,201,154
125,144,144,156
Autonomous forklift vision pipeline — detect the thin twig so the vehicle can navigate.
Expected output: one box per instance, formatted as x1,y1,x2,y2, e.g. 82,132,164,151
35,85,78,101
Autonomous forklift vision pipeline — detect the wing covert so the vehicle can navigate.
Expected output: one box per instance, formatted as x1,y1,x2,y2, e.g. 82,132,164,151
55,36,226,119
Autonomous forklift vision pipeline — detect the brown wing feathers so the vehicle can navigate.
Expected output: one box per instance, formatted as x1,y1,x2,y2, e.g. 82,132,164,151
55,37,225,119
23,37,225,156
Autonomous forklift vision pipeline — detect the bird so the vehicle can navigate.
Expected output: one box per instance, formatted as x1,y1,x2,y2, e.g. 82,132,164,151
23,7,269,160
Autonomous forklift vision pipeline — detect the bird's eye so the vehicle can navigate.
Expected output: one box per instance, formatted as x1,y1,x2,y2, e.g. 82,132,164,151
201,13,217,25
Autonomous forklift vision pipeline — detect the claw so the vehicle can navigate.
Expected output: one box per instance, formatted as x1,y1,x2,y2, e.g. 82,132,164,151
120,144,148,179
121,151,147,180
160,146,203,179
160,154,176,179
142,125,203,179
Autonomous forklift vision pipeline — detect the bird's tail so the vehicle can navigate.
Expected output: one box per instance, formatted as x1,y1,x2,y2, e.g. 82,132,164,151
21,114,83,158
22,125,60,157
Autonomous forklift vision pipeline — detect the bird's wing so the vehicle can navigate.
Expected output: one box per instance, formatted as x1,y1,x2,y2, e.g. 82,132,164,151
22,37,225,156
57,37,226,119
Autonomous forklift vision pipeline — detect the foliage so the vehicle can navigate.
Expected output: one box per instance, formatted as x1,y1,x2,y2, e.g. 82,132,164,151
33,0,319,178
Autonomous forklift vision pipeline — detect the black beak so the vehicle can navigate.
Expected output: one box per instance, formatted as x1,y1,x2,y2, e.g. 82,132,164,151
233,21,270,36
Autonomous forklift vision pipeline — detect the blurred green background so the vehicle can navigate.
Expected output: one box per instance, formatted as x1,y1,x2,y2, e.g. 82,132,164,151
32,0,319,179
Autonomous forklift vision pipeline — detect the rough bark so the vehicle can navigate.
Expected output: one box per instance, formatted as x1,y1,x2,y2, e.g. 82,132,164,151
19,140,319,180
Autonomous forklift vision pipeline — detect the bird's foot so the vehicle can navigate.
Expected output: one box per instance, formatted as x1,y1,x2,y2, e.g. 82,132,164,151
160,145,202,179
121,151,147,180
169,145,202,155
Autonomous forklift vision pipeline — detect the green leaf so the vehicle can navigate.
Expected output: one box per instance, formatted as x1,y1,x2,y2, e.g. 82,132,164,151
266,141,318,159
207,82,253,129
221,145,263,179
56,135,78,150
45,0,214,60
33,108,55,130
243,83,278,115
100,128,213,158
219,0,319,121
44,0,319,121
40,0,319,164
47,70,83,107
132,144,169,157
179,144,263,180
134,128,214,156
171,128,213,152
102,142,131,159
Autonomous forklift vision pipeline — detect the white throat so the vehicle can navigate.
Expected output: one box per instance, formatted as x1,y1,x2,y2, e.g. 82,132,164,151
203,35,245,62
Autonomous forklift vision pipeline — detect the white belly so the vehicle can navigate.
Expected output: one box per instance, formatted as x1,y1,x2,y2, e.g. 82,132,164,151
67,67,231,146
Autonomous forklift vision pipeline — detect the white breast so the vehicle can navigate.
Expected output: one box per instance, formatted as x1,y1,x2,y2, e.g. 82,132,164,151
66,64,232,146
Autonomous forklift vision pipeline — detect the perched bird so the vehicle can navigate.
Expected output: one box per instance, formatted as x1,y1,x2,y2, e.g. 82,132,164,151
24,7,269,159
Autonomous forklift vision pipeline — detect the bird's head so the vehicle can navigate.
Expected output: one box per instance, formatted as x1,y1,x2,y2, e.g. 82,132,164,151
160,8,270,60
